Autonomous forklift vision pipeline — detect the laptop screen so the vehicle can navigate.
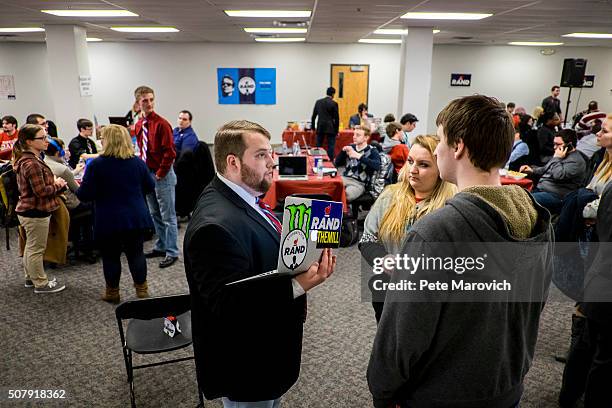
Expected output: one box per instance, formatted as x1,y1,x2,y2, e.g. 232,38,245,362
278,156,307,176
108,116,129,127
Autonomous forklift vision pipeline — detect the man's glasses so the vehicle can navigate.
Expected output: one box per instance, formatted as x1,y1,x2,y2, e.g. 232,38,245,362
33,136,48,141
222,82,233,87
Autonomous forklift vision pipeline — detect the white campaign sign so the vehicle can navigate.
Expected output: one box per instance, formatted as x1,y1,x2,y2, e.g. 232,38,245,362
0,75,16,100
79,75,93,97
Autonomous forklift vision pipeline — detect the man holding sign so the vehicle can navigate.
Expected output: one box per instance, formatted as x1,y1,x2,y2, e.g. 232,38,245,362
184,120,335,408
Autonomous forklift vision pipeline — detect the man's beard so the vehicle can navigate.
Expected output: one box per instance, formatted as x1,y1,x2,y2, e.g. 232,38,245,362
240,161,271,194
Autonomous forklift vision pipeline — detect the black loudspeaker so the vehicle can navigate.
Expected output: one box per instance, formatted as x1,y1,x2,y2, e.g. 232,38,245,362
560,58,587,87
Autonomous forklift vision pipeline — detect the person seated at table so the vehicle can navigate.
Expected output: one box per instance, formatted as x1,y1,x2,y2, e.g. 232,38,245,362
577,120,603,159
334,125,381,202
173,110,199,158
521,129,587,215
359,134,456,322
1,115,19,161
400,113,419,146
582,114,612,219
68,118,98,169
382,122,410,180
505,115,531,171
348,103,373,129
377,113,395,141
44,138,84,211
533,106,545,127
559,114,612,233
537,110,560,164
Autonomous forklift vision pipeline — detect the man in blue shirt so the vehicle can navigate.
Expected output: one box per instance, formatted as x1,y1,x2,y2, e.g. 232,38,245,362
173,110,199,158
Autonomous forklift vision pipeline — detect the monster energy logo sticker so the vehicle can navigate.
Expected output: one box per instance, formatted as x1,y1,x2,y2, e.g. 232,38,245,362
285,204,312,235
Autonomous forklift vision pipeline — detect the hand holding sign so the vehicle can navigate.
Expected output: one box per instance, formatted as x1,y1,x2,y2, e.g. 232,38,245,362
294,248,336,292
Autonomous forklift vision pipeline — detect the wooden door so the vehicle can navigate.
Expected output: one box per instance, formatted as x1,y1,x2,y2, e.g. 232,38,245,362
330,64,369,130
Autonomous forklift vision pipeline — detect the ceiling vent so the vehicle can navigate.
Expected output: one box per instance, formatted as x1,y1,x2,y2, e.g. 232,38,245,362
126,37,152,41
452,36,473,40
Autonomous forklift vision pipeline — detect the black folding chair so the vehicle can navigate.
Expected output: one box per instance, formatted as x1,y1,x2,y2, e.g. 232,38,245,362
115,293,204,408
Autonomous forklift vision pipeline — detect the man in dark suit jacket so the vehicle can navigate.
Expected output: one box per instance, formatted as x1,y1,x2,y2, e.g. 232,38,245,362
311,87,339,160
184,120,336,407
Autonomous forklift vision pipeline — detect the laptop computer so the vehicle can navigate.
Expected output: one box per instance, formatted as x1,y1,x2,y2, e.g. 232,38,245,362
226,196,343,285
108,116,129,127
278,156,308,180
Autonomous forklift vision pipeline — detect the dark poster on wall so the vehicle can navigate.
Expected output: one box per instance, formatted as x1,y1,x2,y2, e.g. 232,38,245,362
217,68,276,105
450,73,471,87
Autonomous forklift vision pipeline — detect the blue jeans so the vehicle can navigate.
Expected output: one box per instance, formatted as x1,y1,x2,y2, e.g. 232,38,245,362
146,167,179,257
222,398,281,408
531,190,563,215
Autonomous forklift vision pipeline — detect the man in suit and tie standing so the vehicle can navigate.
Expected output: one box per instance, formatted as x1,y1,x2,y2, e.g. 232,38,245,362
311,87,340,160
184,120,336,408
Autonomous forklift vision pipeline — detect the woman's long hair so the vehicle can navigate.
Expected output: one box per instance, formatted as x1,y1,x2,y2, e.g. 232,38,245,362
592,114,612,185
517,114,533,141
378,135,457,244
100,124,134,159
12,124,44,162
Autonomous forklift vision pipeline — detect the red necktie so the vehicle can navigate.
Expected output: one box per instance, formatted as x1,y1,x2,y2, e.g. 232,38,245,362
256,198,282,236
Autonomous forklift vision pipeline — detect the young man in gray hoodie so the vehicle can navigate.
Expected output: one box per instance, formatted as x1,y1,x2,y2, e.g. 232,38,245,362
367,95,554,408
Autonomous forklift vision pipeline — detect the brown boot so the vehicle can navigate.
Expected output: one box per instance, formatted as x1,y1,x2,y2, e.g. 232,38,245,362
134,281,149,298
102,286,120,304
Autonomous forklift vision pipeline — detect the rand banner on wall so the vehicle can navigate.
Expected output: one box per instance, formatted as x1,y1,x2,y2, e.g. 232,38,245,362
217,68,276,105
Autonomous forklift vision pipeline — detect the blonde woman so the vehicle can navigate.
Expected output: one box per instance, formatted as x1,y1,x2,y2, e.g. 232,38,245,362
76,125,155,303
582,113,612,219
359,134,456,322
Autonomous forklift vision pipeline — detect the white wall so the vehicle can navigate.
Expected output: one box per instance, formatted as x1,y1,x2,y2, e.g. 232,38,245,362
87,42,400,143
2,41,612,142
0,43,54,127
429,45,612,132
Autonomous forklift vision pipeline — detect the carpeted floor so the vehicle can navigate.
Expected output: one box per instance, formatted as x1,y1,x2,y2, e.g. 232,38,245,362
1,224,576,407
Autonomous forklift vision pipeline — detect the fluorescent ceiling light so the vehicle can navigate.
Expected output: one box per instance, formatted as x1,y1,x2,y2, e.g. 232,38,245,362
374,29,407,35
254,37,305,42
111,27,179,33
509,41,563,46
225,10,311,18
244,27,307,34
359,38,402,44
0,27,44,33
42,9,138,17
401,12,492,20
563,32,612,39
86,37,103,42
374,28,440,35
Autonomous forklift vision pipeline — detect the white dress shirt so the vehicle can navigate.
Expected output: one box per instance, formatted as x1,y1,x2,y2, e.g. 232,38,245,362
217,173,305,298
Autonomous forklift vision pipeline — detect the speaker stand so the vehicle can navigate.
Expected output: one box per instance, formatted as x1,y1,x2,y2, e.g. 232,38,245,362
564,87,573,127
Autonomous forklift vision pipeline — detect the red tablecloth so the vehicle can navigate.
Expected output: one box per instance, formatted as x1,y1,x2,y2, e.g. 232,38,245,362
500,176,533,191
282,129,381,159
261,154,347,211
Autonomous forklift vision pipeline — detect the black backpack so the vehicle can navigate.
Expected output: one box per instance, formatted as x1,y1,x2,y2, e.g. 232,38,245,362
339,217,359,247
0,164,19,228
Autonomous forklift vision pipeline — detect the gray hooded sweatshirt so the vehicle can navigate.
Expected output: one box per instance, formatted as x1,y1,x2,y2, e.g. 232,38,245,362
367,185,553,408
